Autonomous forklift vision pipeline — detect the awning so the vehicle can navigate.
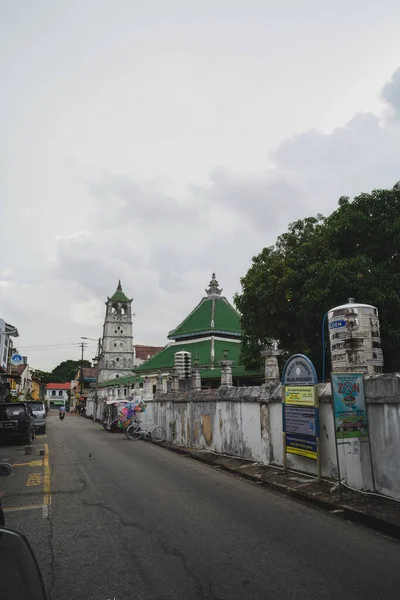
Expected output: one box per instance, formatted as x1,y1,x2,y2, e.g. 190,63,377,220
53,401,65,405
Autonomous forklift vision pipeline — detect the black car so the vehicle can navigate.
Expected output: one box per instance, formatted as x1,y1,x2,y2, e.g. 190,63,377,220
0,402,36,444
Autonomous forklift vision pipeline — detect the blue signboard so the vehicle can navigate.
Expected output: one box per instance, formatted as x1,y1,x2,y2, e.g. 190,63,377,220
286,434,317,459
329,319,346,330
282,354,318,386
10,354,23,366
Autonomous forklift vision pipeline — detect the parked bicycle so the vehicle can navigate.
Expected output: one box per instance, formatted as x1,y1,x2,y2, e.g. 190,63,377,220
125,419,166,442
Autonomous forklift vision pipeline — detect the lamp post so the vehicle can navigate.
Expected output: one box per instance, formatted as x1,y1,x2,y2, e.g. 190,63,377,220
81,337,102,423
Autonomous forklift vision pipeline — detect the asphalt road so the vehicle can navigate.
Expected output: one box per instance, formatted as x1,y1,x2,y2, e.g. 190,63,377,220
2,412,400,600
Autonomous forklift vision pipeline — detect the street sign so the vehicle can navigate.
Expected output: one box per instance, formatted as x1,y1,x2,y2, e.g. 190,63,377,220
10,354,23,366
281,354,318,386
282,353,320,473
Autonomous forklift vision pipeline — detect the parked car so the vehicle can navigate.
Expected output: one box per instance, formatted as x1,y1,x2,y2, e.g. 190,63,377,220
0,402,35,444
26,400,46,434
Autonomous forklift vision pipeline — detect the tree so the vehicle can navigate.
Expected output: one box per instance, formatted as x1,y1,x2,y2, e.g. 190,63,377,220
51,360,92,383
33,370,54,385
235,183,400,375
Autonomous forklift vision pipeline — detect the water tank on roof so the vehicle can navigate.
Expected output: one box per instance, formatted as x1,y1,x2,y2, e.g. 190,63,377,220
328,298,383,375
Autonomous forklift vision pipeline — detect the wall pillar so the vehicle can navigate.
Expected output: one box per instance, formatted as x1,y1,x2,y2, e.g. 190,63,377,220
220,360,233,388
156,371,163,393
261,347,281,383
191,367,201,391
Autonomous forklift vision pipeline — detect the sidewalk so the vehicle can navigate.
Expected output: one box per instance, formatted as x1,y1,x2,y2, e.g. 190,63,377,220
161,442,400,540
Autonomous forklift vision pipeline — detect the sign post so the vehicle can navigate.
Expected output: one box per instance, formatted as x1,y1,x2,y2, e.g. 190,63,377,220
282,354,320,480
331,372,376,496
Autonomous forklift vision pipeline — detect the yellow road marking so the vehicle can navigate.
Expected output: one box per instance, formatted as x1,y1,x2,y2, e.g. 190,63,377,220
43,443,51,508
26,473,43,487
4,504,46,513
11,460,43,467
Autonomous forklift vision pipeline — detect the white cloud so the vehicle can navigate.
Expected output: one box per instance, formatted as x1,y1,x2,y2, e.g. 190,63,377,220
2,1,400,369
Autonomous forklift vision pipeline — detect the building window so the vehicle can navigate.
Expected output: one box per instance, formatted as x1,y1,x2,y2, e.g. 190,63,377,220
124,388,127,396
152,385,157,394
52,390,56,396
59,391,63,397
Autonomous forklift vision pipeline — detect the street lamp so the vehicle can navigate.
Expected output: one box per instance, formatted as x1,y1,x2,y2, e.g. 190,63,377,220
81,337,102,423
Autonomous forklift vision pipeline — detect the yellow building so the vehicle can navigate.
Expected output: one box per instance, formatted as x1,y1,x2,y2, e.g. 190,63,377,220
31,377,41,401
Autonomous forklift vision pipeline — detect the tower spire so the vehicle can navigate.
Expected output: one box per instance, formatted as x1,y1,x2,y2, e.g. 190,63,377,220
206,273,222,296
117,280,122,291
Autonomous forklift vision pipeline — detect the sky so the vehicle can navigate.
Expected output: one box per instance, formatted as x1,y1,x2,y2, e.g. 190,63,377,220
1,0,400,370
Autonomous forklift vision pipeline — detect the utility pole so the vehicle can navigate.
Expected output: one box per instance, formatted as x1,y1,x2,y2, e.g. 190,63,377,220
93,337,102,423
80,342,85,396
81,336,102,423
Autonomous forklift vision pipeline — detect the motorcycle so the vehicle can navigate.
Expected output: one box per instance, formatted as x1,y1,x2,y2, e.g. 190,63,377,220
0,526,47,599
0,463,47,598
59,412,65,421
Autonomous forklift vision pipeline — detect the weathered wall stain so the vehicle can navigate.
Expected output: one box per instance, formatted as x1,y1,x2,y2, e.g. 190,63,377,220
202,414,213,445
181,413,186,443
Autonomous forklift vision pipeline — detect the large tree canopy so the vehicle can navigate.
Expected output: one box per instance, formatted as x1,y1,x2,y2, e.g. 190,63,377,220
235,183,400,376
51,359,92,383
34,360,92,385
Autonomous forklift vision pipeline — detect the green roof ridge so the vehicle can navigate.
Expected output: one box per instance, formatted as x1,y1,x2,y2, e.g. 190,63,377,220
168,296,241,340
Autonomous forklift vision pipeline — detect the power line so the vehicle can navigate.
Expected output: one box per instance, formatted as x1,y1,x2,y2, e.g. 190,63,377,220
17,342,97,350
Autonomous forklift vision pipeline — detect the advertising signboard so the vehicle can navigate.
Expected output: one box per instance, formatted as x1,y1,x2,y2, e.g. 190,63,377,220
331,373,368,439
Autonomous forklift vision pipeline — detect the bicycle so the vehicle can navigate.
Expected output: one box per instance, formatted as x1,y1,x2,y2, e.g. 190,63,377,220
125,419,166,443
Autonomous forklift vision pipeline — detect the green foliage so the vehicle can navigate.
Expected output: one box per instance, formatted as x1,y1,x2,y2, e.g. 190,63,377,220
35,361,91,384
51,360,92,383
235,183,400,375
33,370,54,385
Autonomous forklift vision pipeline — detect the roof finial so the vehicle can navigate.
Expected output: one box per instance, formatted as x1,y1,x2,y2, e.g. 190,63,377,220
117,280,122,291
206,273,222,296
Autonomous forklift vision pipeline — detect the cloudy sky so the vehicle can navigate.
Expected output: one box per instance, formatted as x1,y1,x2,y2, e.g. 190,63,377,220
1,0,400,370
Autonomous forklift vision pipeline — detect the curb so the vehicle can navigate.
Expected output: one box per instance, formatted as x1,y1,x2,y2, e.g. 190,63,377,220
160,442,400,541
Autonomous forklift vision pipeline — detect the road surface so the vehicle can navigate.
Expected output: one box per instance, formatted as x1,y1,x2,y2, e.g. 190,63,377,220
2,412,400,600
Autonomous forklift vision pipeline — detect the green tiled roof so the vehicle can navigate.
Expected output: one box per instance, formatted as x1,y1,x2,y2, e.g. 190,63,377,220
98,374,143,388
168,297,241,340
109,281,131,303
136,339,242,373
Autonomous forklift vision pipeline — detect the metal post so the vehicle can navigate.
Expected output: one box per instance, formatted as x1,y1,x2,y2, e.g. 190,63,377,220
365,403,377,492
93,337,101,423
282,385,287,471
315,388,321,482
332,403,343,502
321,312,328,383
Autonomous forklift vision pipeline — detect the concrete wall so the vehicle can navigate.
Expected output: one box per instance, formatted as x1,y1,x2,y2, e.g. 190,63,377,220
145,374,400,500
